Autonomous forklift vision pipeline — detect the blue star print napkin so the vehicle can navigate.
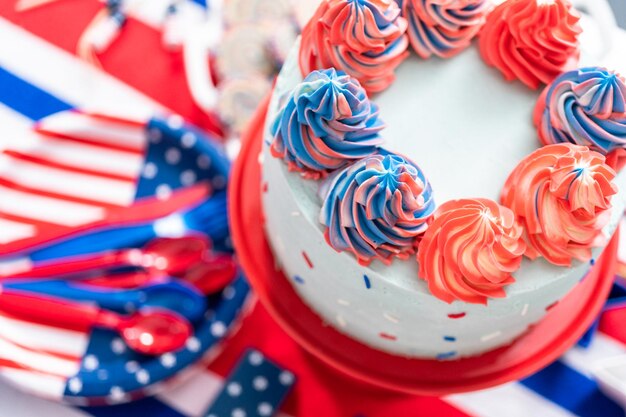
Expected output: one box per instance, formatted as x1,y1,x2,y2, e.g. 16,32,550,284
204,349,296,417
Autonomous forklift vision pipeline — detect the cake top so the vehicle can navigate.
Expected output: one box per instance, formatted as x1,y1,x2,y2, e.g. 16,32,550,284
267,0,626,305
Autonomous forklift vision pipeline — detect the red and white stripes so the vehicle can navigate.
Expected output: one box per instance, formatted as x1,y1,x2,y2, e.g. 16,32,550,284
0,110,147,246
0,313,88,400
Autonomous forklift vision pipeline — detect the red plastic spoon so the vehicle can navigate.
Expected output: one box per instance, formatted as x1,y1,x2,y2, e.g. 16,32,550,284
3,237,210,279
0,291,191,355
82,254,238,295
185,254,238,294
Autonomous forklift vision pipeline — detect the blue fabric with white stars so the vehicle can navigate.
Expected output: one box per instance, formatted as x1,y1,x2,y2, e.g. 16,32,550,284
137,117,230,201
58,117,250,401
203,349,296,417
66,274,249,400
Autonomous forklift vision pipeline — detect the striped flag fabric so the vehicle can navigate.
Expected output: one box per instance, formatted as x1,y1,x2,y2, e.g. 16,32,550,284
2,112,150,248
0,6,229,259
0,109,226,257
0,0,222,136
0,312,89,400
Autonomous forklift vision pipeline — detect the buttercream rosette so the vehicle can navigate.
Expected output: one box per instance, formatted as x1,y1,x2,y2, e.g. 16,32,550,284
299,0,410,93
534,67,626,170
417,198,526,305
501,143,617,266
319,151,434,265
399,0,491,59
270,69,384,179
479,0,581,90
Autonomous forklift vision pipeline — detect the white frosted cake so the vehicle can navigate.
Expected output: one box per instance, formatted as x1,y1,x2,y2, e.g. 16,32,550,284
260,0,626,359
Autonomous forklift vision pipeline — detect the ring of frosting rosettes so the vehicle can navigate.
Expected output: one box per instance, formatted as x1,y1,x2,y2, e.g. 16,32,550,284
269,0,625,305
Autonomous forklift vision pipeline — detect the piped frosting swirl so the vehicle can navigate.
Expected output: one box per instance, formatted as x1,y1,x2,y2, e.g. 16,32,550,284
319,151,434,265
417,198,526,305
534,67,626,168
501,143,617,266
479,0,581,90
270,69,384,178
400,0,491,59
299,0,409,93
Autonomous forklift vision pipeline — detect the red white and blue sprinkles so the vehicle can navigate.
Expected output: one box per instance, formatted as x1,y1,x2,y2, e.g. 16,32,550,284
363,275,371,289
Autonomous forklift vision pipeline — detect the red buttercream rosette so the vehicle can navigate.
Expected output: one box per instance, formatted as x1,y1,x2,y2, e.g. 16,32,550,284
478,0,581,90
501,143,617,266
417,198,526,305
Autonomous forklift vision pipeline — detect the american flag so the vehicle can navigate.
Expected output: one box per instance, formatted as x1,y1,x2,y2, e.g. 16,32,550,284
0,68,247,404
0,312,88,400
0,110,224,257
0,3,250,404
0,0,231,260
0,44,249,403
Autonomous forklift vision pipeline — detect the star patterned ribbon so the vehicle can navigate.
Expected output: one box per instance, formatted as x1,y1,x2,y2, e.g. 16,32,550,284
204,349,296,417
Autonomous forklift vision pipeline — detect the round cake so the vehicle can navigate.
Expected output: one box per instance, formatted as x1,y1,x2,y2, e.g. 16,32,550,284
261,0,626,359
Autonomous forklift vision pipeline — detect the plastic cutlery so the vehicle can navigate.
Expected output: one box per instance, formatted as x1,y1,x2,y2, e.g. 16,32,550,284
0,291,191,355
184,254,238,295
78,270,155,289
3,237,210,279
82,255,238,295
2,279,207,322
23,192,229,263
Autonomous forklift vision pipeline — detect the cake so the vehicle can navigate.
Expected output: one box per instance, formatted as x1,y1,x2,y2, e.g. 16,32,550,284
260,0,626,359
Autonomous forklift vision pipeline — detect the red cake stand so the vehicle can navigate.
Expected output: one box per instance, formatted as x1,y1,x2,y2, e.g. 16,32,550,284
229,97,619,396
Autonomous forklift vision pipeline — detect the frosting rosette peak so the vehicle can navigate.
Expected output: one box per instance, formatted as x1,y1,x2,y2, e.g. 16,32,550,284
534,67,626,169
501,143,617,266
270,68,384,178
478,0,581,90
320,151,434,265
400,0,491,59
299,0,410,93
417,198,526,305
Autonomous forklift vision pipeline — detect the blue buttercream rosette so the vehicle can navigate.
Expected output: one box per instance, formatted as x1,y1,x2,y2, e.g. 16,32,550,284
534,67,626,162
270,68,384,179
319,150,435,265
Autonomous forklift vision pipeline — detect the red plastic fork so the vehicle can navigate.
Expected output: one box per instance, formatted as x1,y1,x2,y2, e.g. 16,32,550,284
81,254,237,295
